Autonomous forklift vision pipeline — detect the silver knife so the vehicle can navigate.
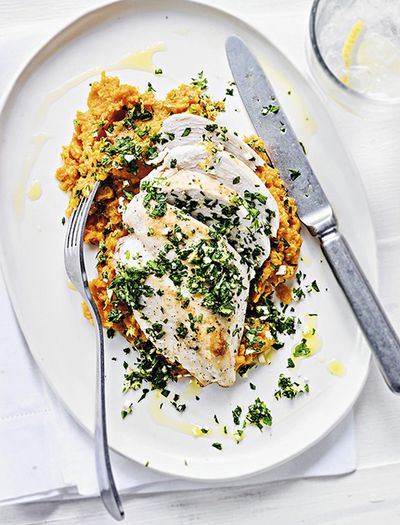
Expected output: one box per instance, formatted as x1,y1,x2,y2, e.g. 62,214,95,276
226,35,400,393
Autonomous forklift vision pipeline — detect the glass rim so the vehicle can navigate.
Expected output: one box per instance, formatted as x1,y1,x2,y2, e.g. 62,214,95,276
309,0,400,107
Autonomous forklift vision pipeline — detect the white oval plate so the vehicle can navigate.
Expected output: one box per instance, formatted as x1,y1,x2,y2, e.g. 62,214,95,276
0,0,375,481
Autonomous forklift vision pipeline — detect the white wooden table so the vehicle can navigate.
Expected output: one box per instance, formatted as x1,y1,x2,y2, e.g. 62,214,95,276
1,0,400,523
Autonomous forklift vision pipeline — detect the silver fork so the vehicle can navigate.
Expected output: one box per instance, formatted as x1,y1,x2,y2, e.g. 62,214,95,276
64,181,124,521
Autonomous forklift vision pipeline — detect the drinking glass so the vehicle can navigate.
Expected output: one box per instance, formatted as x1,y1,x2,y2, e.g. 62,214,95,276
307,0,400,119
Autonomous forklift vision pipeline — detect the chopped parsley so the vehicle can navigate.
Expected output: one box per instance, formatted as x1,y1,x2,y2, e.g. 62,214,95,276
122,103,153,128
121,403,133,419
107,308,123,323
232,406,242,425
141,180,167,218
212,442,222,450
122,339,175,395
293,286,306,301
261,104,279,116
154,68,163,75
287,357,295,368
145,322,165,340
181,127,192,137
188,312,202,333
176,323,188,339
289,169,301,181
136,126,151,139
92,120,105,138
280,237,290,248
293,338,311,358
307,280,320,293
238,363,255,377
171,399,186,412
190,71,208,90
124,190,135,201
243,324,265,353
274,374,309,400
100,135,143,174
233,429,244,443
296,270,306,284
106,328,115,339
246,398,272,431
255,145,267,154
185,237,244,317
249,296,298,347
109,264,154,311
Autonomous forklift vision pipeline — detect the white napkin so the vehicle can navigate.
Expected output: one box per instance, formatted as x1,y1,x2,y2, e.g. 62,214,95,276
0,22,356,506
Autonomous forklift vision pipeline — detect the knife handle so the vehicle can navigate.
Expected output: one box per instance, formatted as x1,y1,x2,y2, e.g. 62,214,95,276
319,229,400,393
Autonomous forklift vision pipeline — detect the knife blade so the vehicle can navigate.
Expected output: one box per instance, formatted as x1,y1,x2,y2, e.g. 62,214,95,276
226,35,400,394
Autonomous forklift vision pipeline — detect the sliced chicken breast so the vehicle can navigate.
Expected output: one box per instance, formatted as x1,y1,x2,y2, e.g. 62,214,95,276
147,143,280,237
114,236,238,386
155,113,264,170
123,194,250,290
115,195,250,386
140,168,270,273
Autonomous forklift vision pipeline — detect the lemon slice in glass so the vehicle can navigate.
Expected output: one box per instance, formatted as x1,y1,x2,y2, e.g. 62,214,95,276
342,19,365,70
341,19,400,98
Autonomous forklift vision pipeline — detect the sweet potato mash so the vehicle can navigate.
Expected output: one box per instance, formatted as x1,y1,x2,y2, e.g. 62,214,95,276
56,73,301,373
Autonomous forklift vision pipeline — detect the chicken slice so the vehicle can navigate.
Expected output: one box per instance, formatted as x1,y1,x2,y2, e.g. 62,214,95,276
123,194,250,317
140,168,270,273
114,236,238,386
123,194,250,291
148,143,280,237
114,196,250,386
154,113,264,170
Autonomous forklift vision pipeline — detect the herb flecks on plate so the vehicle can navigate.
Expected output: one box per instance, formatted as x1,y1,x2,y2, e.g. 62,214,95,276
55,73,311,435
274,374,309,400
246,398,272,431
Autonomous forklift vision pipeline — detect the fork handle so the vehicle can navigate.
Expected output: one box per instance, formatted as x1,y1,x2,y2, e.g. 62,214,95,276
319,229,400,393
87,298,125,521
